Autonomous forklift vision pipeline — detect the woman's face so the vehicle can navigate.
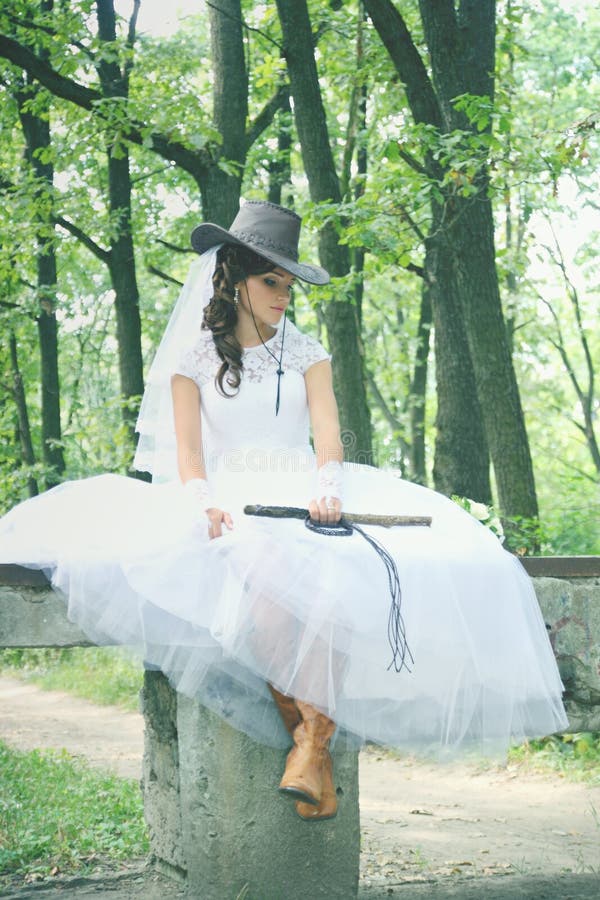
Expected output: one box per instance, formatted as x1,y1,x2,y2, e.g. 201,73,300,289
237,267,295,327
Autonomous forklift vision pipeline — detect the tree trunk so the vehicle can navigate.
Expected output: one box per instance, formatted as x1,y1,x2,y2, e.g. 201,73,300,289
427,208,491,502
366,0,536,519
9,331,39,497
275,0,372,462
104,147,145,428
268,104,294,321
418,0,538,520
408,279,431,486
349,21,368,330
16,0,65,485
351,79,368,331
200,0,248,226
267,102,292,208
96,0,144,438
18,102,66,483
364,0,488,494
449,191,536,516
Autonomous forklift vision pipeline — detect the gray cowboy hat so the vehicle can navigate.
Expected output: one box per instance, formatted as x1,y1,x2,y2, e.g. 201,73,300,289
190,200,330,285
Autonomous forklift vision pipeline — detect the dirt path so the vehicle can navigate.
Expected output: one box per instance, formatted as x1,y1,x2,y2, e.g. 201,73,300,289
1,675,599,899
0,678,143,778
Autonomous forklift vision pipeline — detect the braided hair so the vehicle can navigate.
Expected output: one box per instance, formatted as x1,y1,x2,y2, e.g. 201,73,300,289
202,245,274,396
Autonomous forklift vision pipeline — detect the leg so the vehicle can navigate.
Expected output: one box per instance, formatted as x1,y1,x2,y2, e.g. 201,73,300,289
267,682,300,733
244,579,346,821
278,698,336,808
269,685,338,821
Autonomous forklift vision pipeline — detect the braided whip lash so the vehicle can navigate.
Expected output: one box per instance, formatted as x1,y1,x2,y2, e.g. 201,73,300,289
351,523,414,674
245,505,419,674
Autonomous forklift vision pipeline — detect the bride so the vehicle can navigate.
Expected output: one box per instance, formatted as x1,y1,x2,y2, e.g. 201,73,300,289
0,199,567,821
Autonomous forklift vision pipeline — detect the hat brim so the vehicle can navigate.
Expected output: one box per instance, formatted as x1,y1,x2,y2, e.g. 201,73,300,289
190,223,330,285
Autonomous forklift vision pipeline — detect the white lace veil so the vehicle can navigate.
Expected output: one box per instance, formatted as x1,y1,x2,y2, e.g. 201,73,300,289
134,245,222,483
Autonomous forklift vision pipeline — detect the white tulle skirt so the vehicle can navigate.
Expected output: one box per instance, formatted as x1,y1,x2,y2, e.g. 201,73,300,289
0,463,567,757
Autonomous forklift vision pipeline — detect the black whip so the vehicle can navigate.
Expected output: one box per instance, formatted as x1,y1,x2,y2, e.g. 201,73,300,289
351,523,414,674
244,504,418,674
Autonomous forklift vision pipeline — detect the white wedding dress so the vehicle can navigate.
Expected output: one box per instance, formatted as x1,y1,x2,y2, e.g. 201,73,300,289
0,321,567,756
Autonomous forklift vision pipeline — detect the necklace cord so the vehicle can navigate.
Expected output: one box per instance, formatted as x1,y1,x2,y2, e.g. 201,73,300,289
244,279,286,416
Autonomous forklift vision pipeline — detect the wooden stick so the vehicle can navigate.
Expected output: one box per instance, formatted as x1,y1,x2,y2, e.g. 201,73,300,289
244,505,432,528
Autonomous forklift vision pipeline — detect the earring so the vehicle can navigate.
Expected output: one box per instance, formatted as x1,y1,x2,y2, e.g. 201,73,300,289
234,288,240,308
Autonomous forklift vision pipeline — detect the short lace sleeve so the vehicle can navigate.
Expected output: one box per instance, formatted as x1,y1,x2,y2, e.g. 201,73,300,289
298,332,331,373
173,331,219,389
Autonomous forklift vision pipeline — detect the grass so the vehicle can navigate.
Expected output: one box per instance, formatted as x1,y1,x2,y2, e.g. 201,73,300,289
0,740,148,885
2,649,599,787
508,732,600,785
0,647,143,711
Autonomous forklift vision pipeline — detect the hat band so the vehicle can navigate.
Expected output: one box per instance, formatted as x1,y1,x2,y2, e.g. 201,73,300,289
230,229,299,262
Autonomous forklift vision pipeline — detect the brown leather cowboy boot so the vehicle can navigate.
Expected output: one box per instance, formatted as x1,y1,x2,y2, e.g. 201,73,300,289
268,685,337,820
294,751,337,820
268,683,301,735
278,699,336,807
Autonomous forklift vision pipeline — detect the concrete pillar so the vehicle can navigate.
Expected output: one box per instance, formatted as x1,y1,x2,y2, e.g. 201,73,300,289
177,695,360,900
140,671,186,880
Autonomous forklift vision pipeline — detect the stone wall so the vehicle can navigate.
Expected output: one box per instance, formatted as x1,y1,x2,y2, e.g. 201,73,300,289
2,564,598,731
537,576,600,731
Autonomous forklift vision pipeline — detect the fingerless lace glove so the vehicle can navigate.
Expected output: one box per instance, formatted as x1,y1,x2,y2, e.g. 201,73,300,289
182,478,212,520
317,460,344,505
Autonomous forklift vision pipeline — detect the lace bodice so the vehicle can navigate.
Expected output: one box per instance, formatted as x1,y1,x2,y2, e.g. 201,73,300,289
175,321,329,388
174,321,330,460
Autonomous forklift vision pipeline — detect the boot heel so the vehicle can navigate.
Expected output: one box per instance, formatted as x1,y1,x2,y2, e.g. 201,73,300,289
295,753,337,820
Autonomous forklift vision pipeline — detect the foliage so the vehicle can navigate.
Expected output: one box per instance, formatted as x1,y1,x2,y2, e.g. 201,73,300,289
0,0,598,549
446,494,591,557
508,732,600,785
0,741,147,882
451,496,505,543
0,647,143,711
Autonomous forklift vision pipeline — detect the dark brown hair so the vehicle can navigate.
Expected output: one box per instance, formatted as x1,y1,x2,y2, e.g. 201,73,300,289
202,244,274,396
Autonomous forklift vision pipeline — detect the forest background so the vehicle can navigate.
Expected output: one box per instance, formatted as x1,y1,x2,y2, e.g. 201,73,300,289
0,0,598,555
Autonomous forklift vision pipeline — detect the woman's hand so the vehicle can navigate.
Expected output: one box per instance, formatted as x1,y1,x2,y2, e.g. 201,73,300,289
308,496,342,525
205,507,234,540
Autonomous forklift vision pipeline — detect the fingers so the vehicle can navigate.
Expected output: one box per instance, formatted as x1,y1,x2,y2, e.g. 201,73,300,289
206,508,233,540
308,498,320,521
323,496,342,524
310,496,342,524
206,509,222,540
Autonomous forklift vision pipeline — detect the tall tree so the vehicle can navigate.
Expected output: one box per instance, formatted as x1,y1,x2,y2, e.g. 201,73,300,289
408,271,432,487
427,207,491,501
0,3,287,218
365,0,535,519
95,0,144,435
202,0,248,226
8,330,38,497
14,0,65,483
0,1,283,445
275,0,372,462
